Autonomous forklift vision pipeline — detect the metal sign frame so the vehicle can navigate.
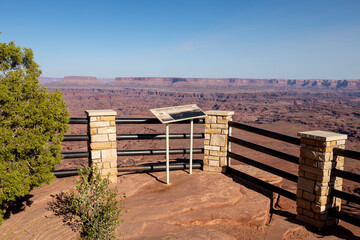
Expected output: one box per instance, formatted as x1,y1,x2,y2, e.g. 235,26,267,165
150,104,206,184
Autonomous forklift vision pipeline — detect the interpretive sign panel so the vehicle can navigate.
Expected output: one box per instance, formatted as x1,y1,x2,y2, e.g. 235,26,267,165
150,104,206,124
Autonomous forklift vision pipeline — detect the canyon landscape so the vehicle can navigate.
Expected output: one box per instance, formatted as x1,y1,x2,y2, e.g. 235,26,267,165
48,76,359,203
2,76,359,239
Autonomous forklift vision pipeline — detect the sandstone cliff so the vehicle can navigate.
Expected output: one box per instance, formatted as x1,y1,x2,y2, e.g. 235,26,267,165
112,77,360,90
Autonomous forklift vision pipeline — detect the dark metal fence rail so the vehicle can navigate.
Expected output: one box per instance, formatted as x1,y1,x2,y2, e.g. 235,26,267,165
227,121,299,202
228,136,299,164
332,189,360,205
63,135,89,141
332,169,360,183
228,152,298,182
229,121,300,145
334,148,360,161
62,152,89,159
118,162,203,172
117,148,204,156
69,118,88,124
115,118,205,124
117,133,204,140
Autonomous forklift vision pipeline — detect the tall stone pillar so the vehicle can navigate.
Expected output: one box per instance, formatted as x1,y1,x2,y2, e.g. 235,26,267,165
86,110,118,183
203,110,234,173
296,130,347,230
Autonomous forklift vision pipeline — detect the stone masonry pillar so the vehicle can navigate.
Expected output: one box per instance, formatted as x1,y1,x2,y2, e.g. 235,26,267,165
296,130,347,230
86,110,118,183
203,110,234,173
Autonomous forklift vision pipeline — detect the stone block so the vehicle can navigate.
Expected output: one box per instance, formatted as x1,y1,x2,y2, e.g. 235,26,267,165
205,128,222,134
203,165,225,173
304,172,317,181
303,209,315,218
314,185,329,195
315,196,328,205
90,128,97,134
204,150,209,155
204,140,210,145
220,157,227,166
296,189,303,198
90,121,110,128
217,118,229,124
221,129,229,135
210,151,227,157
300,148,332,161
110,121,116,126
91,134,108,142
205,116,217,124
210,134,226,146
90,142,112,150
317,161,333,170
297,207,303,214
299,165,329,177
297,177,315,193
91,150,101,159
205,110,234,116
100,116,115,121
298,170,305,177
109,134,117,141
297,198,311,209
300,138,316,145
209,160,219,166
86,109,117,117
97,127,116,134
204,145,220,151
90,116,99,121
303,158,317,168
298,131,347,142
220,146,227,152
204,134,210,139
303,191,316,202
110,161,118,168
211,123,227,129
311,203,326,213
101,149,117,162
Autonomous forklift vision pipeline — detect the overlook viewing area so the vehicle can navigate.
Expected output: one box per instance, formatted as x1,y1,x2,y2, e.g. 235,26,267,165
1,109,359,240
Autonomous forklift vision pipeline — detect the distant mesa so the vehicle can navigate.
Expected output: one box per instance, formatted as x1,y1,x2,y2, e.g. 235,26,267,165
112,77,360,90
41,76,360,91
62,76,101,85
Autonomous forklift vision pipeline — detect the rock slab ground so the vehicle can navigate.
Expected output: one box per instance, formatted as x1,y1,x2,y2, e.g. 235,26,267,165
0,169,359,239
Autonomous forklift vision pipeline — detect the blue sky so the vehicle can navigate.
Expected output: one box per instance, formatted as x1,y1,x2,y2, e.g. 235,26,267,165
1,0,359,79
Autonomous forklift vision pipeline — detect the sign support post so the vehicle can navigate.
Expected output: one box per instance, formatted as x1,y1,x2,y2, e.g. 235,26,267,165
166,123,170,184
190,119,193,174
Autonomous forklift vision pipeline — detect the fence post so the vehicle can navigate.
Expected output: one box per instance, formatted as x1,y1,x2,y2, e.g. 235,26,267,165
203,110,234,173
86,110,118,183
296,130,347,230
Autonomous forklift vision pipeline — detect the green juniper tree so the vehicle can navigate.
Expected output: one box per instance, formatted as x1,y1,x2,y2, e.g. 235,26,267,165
0,36,69,224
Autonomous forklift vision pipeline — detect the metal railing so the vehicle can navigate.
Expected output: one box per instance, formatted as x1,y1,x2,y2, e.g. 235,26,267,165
57,117,205,176
227,121,300,201
228,121,360,227
328,148,360,227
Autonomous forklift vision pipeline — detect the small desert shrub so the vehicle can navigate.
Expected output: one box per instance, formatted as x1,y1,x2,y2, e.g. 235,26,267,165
60,166,126,240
